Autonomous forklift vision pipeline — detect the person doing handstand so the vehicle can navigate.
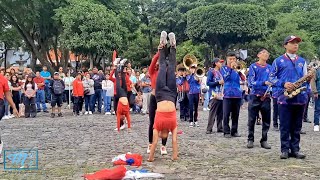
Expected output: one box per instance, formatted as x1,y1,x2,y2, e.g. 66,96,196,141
114,59,131,132
148,31,178,161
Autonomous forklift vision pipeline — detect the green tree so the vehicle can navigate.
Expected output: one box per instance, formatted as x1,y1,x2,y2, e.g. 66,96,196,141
186,3,269,57
55,0,124,68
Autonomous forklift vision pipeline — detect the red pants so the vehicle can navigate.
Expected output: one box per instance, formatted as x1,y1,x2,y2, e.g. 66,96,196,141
117,102,131,131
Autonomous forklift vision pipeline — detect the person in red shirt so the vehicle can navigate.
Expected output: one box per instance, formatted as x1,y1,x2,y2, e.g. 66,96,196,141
72,72,84,116
148,31,178,162
0,73,19,163
34,72,48,113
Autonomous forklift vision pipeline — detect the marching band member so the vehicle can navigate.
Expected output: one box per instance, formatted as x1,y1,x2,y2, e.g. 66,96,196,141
269,35,309,159
176,66,190,121
147,31,168,155
148,32,178,162
187,64,201,127
221,51,245,138
206,58,224,134
247,49,272,149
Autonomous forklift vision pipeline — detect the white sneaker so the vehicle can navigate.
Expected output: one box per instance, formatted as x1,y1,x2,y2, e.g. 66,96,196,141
203,108,208,111
2,116,9,120
314,125,319,132
147,144,152,154
89,111,93,115
105,112,111,115
195,122,199,127
189,122,194,127
168,32,176,48
160,146,168,155
111,111,115,115
130,108,133,112
160,31,167,46
84,111,89,115
113,58,121,66
120,124,126,130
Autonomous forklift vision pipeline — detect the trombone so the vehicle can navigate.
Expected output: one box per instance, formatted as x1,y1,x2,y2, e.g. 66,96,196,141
183,54,205,79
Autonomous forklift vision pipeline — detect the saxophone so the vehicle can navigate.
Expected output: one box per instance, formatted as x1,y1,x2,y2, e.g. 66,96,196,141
284,64,318,98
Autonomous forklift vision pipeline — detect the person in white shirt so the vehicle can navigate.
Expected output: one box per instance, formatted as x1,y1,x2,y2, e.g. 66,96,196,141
63,72,75,108
102,74,114,115
83,73,95,115
201,74,210,111
23,75,38,118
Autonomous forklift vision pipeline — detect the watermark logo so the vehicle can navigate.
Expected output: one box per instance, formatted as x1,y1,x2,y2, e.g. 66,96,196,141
3,149,38,170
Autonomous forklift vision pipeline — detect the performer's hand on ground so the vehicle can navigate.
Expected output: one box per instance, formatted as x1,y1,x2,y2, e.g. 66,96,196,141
147,157,154,162
171,156,178,161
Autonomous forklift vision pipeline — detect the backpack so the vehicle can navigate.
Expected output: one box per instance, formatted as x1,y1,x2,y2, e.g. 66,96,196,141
53,80,64,95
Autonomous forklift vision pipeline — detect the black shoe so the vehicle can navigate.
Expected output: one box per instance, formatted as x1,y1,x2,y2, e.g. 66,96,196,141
303,119,312,123
224,134,231,138
58,113,63,117
280,152,289,159
231,133,241,137
51,113,55,118
290,152,306,159
260,141,271,149
37,110,41,113
300,130,306,134
217,129,224,133
247,141,254,148
43,110,49,113
206,130,213,134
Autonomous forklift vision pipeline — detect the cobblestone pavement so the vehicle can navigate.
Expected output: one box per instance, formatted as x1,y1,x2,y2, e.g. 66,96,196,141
0,104,320,180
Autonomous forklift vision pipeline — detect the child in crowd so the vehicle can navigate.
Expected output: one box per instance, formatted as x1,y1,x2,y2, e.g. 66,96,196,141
83,73,94,115
102,73,114,115
134,91,143,114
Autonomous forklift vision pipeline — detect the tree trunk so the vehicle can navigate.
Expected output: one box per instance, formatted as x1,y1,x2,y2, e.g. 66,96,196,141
53,37,60,67
0,5,55,74
29,51,37,71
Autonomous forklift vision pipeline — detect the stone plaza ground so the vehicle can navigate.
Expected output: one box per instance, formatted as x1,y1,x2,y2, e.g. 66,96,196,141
0,105,320,180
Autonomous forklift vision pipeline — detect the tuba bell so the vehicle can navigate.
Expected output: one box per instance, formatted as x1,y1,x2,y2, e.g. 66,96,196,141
183,54,198,70
183,54,205,79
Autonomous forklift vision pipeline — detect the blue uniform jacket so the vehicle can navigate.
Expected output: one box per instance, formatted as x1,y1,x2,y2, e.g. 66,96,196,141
248,62,272,96
206,68,223,97
187,74,200,94
269,54,308,105
220,66,242,98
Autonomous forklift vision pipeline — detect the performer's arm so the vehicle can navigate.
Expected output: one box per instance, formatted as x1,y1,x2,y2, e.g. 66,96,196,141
149,52,160,76
248,66,265,88
126,112,131,129
269,59,285,88
109,69,116,82
148,129,159,162
172,127,178,161
207,71,219,87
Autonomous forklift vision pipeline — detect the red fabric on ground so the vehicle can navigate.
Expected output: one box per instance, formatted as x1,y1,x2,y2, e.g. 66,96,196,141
113,153,143,167
83,165,126,180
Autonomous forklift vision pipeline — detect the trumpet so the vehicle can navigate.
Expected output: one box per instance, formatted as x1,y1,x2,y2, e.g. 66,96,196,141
232,61,247,72
183,54,205,79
